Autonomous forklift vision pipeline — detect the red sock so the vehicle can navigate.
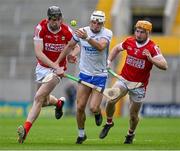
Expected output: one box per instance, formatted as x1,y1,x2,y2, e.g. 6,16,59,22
107,117,113,124
24,121,32,135
57,100,62,108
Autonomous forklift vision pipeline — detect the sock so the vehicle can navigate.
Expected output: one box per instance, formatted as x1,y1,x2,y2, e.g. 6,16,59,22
106,117,113,124
78,128,85,137
57,100,62,108
128,129,134,136
24,121,32,135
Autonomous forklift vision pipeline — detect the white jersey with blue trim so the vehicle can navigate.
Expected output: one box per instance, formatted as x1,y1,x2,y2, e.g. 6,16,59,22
73,26,112,76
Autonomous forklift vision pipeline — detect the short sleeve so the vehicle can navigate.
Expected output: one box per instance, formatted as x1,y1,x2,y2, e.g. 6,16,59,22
101,29,113,43
73,33,80,42
33,24,44,41
121,39,128,50
152,45,162,57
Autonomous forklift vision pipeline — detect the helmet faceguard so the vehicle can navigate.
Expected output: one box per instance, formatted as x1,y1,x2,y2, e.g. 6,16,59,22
47,6,62,20
135,20,152,32
90,10,105,23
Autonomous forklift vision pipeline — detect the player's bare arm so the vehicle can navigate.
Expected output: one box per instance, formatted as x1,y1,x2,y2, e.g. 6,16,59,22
143,49,168,70
34,39,57,69
55,67,65,77
67,44,80,63
75,29,108,51
151,55,168,70
70,44,80,56
87,37,108,51
107,44,123,67
56,38,77,64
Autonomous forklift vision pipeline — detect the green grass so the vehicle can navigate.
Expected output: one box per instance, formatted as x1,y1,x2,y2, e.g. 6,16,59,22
0,116,180,150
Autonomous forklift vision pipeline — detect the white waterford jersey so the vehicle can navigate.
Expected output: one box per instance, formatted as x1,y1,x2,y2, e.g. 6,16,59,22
73,26,112,76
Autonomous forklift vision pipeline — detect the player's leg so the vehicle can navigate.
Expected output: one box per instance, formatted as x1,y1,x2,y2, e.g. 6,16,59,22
99,81,128,139
124,100,142,144
17,77,59,144
89,75,107,126
27,77,59,122
42,95,65,119
124,87,145,144
36,64,64,114
50,95,65,119
76,83,91,144
89,90,103,126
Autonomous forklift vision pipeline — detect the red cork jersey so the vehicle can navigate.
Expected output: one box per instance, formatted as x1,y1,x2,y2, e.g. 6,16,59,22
120,37,161,87
34,19,73,69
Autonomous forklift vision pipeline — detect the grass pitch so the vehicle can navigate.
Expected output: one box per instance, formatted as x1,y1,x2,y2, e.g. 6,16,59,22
0,116,180,150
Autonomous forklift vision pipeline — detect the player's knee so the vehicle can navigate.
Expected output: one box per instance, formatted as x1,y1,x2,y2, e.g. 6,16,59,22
76,103,86,113
34,93,46,104
89,106,98,113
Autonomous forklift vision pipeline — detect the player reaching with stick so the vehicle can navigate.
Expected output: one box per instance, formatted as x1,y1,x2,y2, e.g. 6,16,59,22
56,10,113,144
17,6,77,144
99,20,168,144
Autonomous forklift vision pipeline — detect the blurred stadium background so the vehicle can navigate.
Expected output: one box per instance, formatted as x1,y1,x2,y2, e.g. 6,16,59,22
0,0,180,118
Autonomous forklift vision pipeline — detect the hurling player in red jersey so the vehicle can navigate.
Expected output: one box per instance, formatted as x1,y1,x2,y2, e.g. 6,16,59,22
17,6,77,144
99,20,168,144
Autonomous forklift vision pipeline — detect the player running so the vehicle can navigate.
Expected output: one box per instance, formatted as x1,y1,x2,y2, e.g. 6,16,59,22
17,6,77,144
99,20,168,144
56,10,113,144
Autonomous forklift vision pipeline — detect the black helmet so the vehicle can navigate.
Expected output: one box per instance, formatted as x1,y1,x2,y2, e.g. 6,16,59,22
47,6,62,20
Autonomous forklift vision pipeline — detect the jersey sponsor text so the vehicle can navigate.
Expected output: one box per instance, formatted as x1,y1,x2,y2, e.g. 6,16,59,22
126,55,145,69
45,43,66,52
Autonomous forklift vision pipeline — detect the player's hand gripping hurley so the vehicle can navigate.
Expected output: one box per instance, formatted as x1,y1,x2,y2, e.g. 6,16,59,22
41,72,121,100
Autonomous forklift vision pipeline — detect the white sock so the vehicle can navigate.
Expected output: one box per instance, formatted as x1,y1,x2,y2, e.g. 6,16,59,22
78,128,85,137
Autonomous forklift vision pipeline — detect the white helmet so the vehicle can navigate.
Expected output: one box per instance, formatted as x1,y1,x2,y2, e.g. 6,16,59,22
90,10,105,23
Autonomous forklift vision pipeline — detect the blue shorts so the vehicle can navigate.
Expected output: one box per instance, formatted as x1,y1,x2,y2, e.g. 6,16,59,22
79,72,107,89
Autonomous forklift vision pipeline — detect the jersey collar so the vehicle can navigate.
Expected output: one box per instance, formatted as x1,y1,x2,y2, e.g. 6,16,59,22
47,23,61,34
136,38,150,48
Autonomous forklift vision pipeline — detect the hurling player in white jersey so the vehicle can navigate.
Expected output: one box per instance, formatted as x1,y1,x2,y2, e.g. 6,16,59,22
56,10,113,144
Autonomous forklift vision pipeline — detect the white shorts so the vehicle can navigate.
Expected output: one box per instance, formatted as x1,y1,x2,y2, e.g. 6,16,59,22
35,64,54,82
114,80,146,102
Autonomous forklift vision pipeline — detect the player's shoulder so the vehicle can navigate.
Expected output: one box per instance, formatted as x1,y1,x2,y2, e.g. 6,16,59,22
122,36,135,44
146,39,157,50
40,18,48,24
103,27,112,33
126,36,135,42
147,39,161,55
148,39,156,46
61,23,73,33
60,23,73,39
102,27,113,36
38,19,48,27
61,23,70,30
35,19,48,30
